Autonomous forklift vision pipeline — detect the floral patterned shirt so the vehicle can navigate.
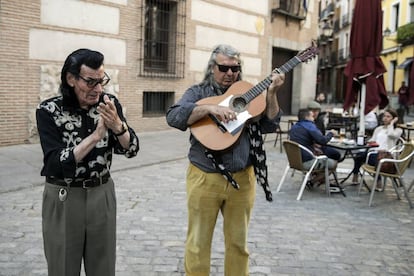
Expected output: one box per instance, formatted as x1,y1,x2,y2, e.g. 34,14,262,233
36,92,139,181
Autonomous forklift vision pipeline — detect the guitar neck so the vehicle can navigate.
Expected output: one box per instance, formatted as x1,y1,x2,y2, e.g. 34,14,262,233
242,56,302,103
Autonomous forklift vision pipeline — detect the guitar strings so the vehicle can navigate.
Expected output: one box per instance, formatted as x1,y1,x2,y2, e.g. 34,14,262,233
240,55,303,103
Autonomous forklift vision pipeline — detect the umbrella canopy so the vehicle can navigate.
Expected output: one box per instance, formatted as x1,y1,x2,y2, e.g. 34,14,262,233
409,61,414,105
344,0,388,114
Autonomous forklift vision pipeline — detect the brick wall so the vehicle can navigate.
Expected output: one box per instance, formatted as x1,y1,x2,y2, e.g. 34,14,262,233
0,0,193,146
0,1,41,145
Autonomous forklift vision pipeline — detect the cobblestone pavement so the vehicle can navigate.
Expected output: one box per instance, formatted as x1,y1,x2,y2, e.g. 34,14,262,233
0,130,414,275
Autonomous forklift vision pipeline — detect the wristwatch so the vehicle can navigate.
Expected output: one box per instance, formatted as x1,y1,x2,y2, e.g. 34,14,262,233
114,121,128,136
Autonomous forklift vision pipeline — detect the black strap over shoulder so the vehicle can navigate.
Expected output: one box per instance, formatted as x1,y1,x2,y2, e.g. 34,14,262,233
204,122,273,202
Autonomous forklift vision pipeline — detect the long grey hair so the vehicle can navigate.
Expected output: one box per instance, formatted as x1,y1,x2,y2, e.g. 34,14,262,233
199,44,243,93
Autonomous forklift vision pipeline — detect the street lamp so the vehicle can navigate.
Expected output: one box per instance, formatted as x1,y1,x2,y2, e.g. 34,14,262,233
383,27,391,37
322,22,333,37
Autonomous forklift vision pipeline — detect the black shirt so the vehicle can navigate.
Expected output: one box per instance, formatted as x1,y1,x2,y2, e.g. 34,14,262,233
36,92,139,180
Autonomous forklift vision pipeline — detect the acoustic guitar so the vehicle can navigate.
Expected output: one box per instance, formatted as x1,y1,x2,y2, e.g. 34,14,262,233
190,43,319,151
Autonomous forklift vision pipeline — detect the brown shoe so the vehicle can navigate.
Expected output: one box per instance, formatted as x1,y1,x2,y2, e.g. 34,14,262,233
311,172,325,183
351,174,359,185
375,180,383,192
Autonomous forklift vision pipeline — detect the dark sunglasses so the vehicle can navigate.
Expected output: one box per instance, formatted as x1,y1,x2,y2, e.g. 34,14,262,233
77,72,111,88
216,64,241,73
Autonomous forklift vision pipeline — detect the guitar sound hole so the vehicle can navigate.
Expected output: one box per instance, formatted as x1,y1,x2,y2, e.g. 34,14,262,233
231,97,247,112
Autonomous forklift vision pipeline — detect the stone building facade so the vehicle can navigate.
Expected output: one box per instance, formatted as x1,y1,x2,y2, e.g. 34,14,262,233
0,0,318,146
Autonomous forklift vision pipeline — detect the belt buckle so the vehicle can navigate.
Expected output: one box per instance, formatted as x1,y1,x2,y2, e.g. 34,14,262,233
82,179,94,189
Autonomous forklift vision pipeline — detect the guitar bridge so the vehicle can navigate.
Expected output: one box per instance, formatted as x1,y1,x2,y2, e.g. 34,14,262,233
209,114,227,133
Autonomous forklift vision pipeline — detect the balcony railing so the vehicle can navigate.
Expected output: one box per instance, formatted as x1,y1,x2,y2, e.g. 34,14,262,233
342,13,350,28
271,0,306,21
318,52,337,69
320,2,334,21
338,48,350,63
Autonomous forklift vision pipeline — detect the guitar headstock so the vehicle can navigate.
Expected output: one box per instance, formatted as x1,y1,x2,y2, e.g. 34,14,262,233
297,41,319,63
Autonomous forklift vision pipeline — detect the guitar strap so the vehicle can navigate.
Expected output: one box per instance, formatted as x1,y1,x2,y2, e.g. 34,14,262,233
204,122,273,202
204,150,240,190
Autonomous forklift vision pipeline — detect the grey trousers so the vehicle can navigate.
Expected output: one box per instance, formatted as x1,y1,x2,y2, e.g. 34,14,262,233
42,178,116,276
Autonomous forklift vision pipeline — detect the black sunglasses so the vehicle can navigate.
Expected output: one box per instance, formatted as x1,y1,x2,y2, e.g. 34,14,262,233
77,72,111,88
216,64,241,73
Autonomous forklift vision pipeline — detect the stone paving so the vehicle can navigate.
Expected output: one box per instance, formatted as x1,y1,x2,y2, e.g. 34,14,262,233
0,129,414,275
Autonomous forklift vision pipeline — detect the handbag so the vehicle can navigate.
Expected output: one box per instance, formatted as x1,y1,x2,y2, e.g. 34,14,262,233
376,150,397,174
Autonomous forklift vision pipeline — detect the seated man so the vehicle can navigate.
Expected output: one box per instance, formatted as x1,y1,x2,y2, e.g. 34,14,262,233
307,101,341,161
307,100,326,134
290,108,339,173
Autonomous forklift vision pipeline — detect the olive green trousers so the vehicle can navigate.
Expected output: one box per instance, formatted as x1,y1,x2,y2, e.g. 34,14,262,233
185,164,256,276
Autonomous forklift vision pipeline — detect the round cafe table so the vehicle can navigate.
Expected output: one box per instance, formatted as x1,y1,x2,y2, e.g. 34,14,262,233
327,140,378,191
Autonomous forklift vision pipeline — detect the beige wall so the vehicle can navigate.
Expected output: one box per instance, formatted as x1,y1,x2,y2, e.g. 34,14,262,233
0,0,317,146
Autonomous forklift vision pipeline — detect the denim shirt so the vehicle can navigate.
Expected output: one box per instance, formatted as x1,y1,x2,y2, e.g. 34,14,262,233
166,83,281,172
289,120,333,162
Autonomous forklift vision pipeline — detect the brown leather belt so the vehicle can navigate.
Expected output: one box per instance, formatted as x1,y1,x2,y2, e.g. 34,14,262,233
46,173,110,188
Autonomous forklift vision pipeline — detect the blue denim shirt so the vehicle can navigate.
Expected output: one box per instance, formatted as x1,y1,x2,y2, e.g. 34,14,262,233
289,120,333,162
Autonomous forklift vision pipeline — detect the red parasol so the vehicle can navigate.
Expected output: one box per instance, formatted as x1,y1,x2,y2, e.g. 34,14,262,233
409,61,414,105
344,0,388,118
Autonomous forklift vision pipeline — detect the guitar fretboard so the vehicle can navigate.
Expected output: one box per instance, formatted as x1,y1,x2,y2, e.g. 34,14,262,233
242,56,302,103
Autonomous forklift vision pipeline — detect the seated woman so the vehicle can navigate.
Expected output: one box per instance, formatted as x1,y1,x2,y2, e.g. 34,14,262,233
351,109,402,189
290,108,339,172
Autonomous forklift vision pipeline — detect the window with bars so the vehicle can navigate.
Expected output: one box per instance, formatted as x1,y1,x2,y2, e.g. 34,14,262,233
140,0,186,78
143,91,175,117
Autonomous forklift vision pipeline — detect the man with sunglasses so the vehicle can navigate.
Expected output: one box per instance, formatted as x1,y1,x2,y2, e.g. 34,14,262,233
166,44,285,275
36,48,139,276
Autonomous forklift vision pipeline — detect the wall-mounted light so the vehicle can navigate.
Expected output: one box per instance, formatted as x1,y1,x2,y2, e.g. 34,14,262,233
322,22,333,37
383,27,399,43
383,27,391,37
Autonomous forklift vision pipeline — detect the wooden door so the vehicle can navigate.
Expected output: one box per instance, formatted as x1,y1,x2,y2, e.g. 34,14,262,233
272,47,294,114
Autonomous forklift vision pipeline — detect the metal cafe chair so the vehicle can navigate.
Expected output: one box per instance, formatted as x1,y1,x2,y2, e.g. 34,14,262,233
277,140,331,200
263,121,290,153
273,125,289,153
358,142,414,208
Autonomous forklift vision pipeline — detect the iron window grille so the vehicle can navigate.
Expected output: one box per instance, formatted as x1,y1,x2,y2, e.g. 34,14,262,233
139,0,186,78
143,91,175,117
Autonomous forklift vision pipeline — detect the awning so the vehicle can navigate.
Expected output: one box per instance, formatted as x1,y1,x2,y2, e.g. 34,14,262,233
398,57,414,69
